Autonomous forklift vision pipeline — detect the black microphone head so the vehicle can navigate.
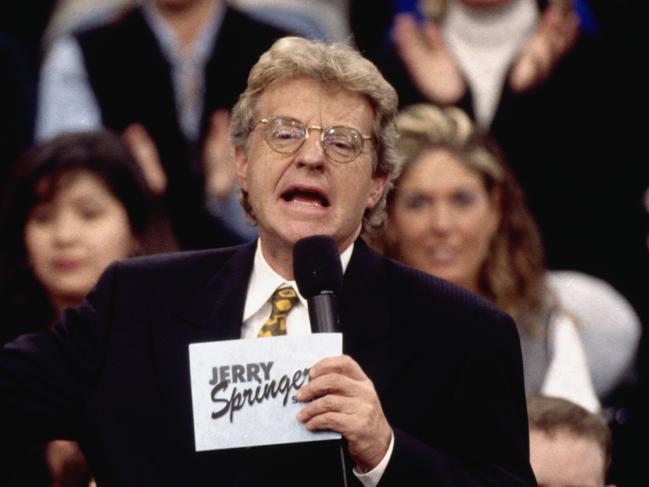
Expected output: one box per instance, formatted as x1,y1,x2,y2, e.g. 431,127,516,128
293,235,343,299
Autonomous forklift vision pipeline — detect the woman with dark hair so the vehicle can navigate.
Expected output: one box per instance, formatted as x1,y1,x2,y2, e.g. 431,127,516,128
379,104,604,413
1,130,152,337
0,130,154,486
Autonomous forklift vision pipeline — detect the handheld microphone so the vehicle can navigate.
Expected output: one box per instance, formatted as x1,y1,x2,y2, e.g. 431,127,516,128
293,235,349,487
293,235,343,333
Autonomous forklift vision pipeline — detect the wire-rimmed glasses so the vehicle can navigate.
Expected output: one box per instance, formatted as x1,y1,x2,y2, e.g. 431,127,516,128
255,116,372,163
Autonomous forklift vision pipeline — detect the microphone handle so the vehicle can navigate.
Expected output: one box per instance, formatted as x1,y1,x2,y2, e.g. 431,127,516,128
307,291,348,486
308,292,339,333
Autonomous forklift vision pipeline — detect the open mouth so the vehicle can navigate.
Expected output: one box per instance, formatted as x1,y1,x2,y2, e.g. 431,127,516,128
281,187,330,208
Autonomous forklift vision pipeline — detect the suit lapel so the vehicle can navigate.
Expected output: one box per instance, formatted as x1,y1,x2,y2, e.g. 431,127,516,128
150,242,256,454
180,241,257,338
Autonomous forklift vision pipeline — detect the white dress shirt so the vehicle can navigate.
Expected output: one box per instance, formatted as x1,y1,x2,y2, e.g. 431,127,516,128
241,240,394,486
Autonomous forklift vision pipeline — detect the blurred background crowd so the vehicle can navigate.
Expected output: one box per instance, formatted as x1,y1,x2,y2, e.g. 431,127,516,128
0,0,646,486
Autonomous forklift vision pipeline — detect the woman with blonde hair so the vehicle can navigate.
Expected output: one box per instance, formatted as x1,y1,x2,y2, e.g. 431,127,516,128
351,1,647,342
381,103,602,411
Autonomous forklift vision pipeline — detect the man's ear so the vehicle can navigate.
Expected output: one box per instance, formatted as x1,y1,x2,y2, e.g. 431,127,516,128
234,146,249,192
367,171,389,209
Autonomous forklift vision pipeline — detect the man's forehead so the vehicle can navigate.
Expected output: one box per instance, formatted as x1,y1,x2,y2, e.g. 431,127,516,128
256,77,374,125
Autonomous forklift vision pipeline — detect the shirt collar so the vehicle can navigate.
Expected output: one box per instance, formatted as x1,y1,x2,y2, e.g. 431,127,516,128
141,0,224,65
242,239,354,322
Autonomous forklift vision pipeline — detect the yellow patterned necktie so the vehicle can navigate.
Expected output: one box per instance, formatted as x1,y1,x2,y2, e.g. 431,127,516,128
257,287,300,337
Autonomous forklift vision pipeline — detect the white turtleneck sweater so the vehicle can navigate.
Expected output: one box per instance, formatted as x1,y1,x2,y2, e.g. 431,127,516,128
442,0,539,128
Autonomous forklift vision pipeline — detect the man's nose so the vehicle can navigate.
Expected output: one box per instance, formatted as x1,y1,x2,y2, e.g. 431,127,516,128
295,129,326,169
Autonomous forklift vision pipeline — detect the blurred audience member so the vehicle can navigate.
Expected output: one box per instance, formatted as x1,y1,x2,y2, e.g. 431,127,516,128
380,104,607,411
527,394,615,487
229,0,350,42
352,0,648,342
0,130,152,340
37,0,289,249
390,0,579,127
0,130,155,486
41,0,138,46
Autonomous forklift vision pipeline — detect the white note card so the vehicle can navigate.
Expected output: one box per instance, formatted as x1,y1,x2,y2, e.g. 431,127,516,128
189,333,342,451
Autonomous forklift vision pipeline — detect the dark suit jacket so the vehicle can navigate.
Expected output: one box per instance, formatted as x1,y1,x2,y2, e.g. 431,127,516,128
0,240,536,486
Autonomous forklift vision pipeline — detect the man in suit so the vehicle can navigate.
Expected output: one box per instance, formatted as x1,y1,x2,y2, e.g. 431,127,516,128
1,36,536,486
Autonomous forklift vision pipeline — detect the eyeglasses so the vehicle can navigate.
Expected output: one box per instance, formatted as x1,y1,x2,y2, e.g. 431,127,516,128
255,116,373,163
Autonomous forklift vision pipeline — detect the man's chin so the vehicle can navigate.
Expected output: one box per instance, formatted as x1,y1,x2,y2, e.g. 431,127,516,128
259,225,333,249
287,228,335,246
259,219,361,253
